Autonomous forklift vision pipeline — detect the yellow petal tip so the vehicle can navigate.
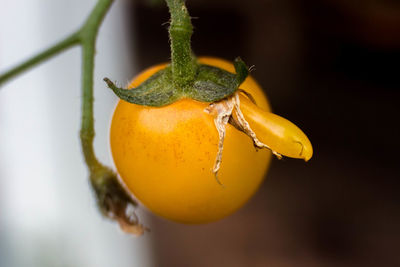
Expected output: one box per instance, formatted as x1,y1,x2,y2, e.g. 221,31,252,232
300,140,313,162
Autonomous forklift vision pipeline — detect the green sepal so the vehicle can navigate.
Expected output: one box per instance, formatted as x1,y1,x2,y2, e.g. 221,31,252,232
104,58,250,107
189,64,241,102
234,57,249,85
104,67,182,107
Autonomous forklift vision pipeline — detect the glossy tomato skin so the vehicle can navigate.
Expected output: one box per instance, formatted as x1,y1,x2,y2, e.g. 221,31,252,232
110,57,272,223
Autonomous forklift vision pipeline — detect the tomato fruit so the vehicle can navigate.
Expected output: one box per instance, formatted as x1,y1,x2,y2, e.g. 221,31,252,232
110,57,274,223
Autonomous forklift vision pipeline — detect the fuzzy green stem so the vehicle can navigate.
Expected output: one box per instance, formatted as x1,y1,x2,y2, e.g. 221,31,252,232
78,1,144,234
0,0,114,173
166,0,197,90
0,0,144,234
0,33,80,87
80,39,100,171
79,0,114,173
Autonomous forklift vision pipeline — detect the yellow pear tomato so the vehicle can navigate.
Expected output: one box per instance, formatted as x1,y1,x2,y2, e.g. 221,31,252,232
110,57,311,224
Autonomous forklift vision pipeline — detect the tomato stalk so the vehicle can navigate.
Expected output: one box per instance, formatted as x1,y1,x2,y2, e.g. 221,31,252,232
79,0,146,235
0,0,146,235
0,33,80,86
166,0,197,90
79,0,114,171
104,0,250,107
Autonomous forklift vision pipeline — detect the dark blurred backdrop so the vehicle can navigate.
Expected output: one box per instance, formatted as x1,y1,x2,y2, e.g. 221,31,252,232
128,0,399,266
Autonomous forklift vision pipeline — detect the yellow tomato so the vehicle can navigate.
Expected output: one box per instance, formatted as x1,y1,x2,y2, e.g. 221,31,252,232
110,57,273,223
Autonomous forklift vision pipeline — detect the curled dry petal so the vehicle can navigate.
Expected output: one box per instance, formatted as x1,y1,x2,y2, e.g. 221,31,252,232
204,97,235,184
205,91,313,180
238,93,313,161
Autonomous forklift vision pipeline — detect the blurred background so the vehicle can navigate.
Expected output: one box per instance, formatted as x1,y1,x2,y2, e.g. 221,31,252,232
1,0,399,266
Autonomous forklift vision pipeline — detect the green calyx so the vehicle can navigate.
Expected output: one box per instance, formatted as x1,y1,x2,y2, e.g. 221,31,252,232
104,0,251,107
104,57,249,107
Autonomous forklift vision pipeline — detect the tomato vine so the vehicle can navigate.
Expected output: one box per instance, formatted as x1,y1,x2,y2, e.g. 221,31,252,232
0,0,147,234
